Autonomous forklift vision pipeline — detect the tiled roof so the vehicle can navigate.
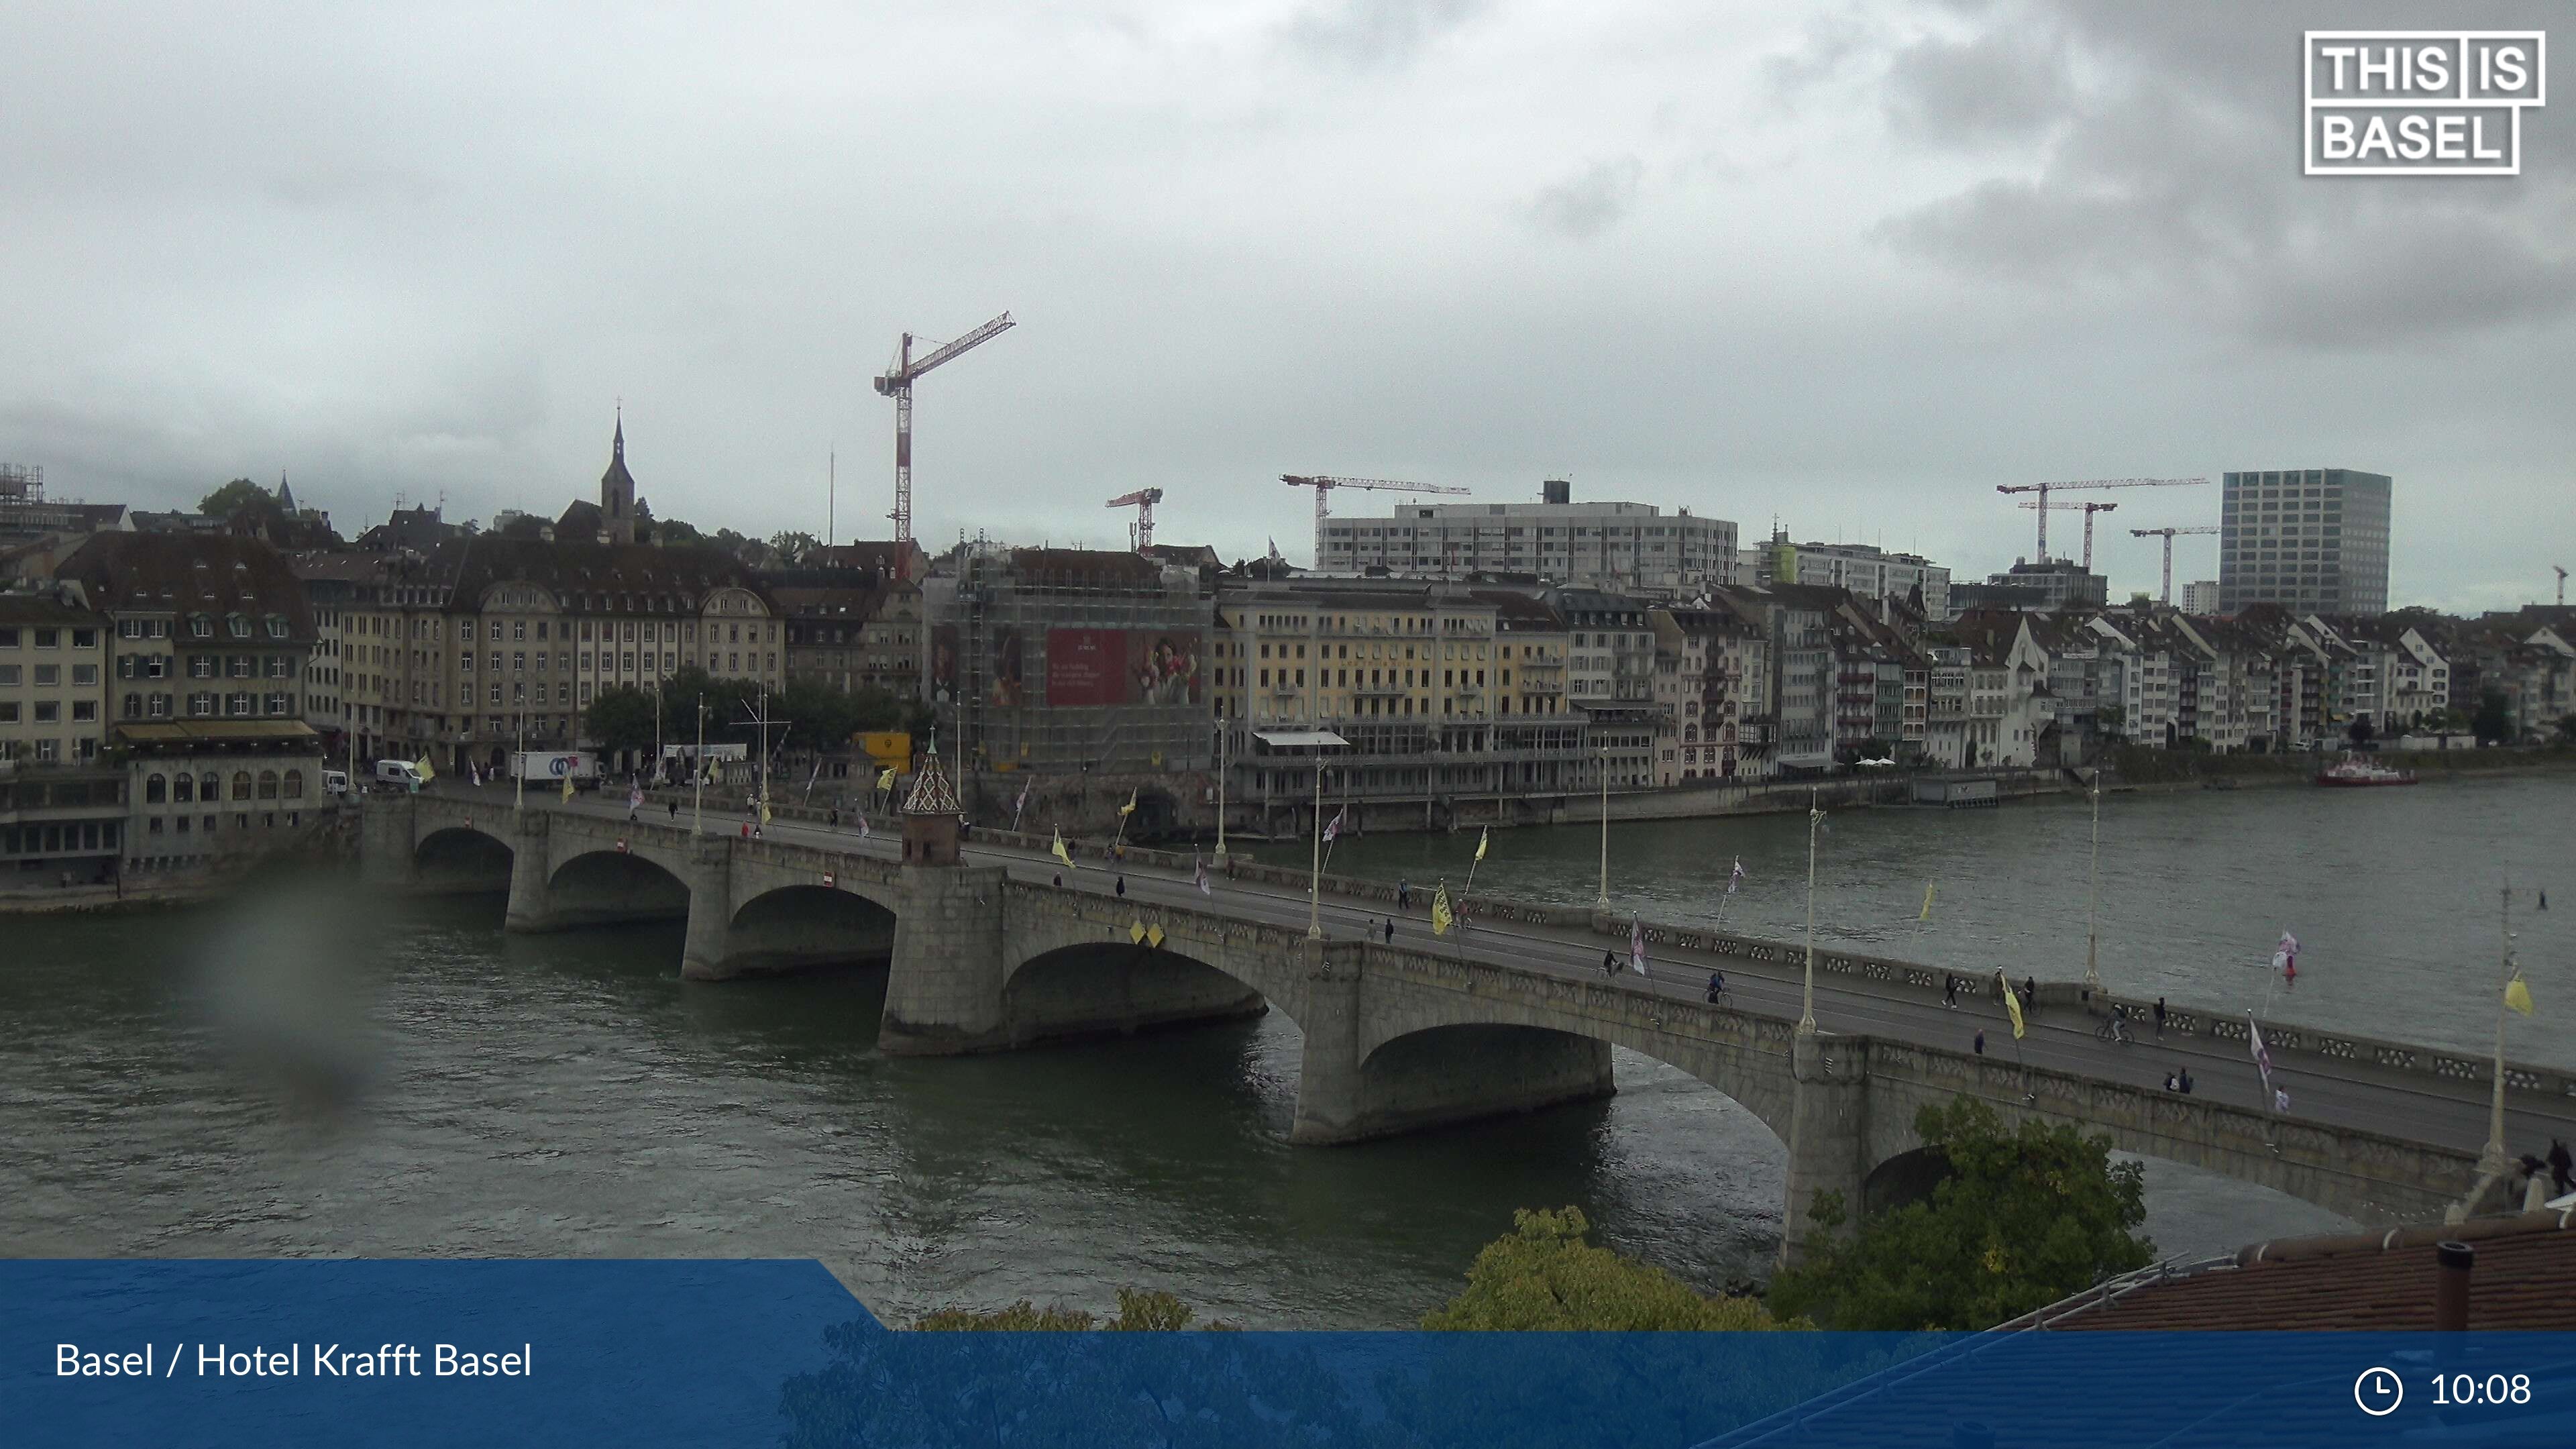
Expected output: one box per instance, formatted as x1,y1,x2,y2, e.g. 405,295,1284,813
0,592,105,625
424,535,773,613
54,531,316,638
2032,1210,2576,1331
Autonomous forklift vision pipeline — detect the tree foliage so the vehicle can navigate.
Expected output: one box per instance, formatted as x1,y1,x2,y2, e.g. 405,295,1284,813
1768,1097,2153,1331
1422,1206,1795,1331
2471,688,2514,745
583,685,661,759
914,1289,1210,1333
2347,715,2376,745
2559,714,2576,746
199,478,271,519
769,529,821,564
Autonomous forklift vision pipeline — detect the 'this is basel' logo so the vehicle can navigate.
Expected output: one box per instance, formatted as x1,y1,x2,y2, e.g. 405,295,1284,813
2306,31,2546,175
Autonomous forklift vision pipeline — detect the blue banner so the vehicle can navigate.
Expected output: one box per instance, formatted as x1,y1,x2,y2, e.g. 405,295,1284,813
9,1260,2574,1446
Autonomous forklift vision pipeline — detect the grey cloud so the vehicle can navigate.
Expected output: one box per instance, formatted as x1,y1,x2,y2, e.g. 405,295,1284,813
1523,158,1644,240
1277,0,1488,70
1882,30,2072,148
1866,0,2576,351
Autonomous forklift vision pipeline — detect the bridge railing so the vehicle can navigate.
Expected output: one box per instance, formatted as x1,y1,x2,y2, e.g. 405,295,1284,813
420,792,2576,1107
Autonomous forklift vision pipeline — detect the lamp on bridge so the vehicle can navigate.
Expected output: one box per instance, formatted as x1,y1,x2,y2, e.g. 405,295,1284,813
902,736,965,867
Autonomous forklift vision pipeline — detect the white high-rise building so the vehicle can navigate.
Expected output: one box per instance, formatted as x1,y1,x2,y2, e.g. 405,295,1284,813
2182,580,2220,614
1316,480,1736,599
1786,541,1951,620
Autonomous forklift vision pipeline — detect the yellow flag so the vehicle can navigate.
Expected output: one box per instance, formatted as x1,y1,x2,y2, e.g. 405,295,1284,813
1920,883,1937,922
1474,827,1489,863
1119,789,1137,818
2506,973,2536,1018
1431,884,1454,936
560,773,574,802
759,799,772,825
1051,829,1073,868
414,753,435,782
877,767,895,792
2002,985,2027,1040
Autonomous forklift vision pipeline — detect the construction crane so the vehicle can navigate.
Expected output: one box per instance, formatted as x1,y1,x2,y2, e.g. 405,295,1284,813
1996,478,2208,561
2015,500,2119,570
872,311,1015,561
2557,566,2568,606
1107,488,1163,553
2130,526,2222,604
1279,474,1470,565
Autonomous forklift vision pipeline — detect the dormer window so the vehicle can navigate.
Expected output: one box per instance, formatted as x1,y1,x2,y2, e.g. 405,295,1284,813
265,616,289,639
227,614,251,639
189,614,213,639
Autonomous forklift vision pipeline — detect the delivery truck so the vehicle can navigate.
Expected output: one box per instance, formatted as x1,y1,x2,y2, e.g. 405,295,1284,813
508,751,599,788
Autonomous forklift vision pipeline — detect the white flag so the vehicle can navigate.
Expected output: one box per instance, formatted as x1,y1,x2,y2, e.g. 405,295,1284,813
1193,857,1212,896
2248,1014,2274,1093
1629,918,1647,975
857,812,870,839
1322,806,1345,845
2271,930,2300,973
1727,857,1745,895
1014,775,1032,830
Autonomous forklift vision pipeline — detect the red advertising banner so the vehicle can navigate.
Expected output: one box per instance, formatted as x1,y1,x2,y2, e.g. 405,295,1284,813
1046,629,1127,706
1044,629,1202,707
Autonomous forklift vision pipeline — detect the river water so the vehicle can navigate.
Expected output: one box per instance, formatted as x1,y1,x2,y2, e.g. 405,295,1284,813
3,775,2567,1328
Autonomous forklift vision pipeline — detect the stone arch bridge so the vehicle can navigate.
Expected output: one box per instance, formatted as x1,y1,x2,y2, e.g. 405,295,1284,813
366,793,2497,1246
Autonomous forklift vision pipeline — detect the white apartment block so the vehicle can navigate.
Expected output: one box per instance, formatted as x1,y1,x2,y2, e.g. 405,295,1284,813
1316,481,1736,599
1787,542,1951,621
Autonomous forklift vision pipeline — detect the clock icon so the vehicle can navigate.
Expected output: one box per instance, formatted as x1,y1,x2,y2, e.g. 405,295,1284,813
2355,1366,2405,1417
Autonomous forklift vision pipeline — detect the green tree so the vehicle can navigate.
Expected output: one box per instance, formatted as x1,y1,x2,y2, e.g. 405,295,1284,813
1423,1206,1795,1331
199,478,270,519
769,529,821,564
2559,714,2576,746
652,517,703,546
584,685,660,759
2347,714,2376,746
1769,1097,2152,1331
2471,689,2514,745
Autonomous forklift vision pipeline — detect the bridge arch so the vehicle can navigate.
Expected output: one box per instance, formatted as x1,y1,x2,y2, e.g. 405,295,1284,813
725,884,900,975
1001,941,1270,1046
543,848,692,928
413,825,514,893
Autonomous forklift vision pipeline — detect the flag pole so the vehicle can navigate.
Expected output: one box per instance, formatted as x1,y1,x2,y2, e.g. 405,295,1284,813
2481,879,2514,1175
1306,757,1324,941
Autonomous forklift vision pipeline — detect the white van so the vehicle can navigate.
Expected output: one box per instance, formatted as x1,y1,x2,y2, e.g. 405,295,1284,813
321,769,351,797
373,759,424,792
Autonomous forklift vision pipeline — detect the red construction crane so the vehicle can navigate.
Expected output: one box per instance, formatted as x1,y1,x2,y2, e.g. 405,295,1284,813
872,311,1015,559
1996,478,2207,561
1279,474,1470,564
2015,500,2119,570
2130,525,2221,605
1107,488,1163,552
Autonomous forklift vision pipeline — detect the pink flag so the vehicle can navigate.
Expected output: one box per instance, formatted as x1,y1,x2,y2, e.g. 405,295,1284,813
1322,807,1345,845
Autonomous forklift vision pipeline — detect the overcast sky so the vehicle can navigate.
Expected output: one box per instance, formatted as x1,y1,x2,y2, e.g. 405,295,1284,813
4,1,2569,611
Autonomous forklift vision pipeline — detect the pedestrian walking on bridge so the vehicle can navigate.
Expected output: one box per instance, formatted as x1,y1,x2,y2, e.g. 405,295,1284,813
1115,875,1126,900
1973,1028,1986,1057
1602,951,1618,978
2153,998,2167,1036
1398,880,1411,912
1383,918,1394,945
2550,1139,2573,1196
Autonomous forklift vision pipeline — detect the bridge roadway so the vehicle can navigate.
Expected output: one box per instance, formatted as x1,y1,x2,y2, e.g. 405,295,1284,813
533,793,2576,1199
378,788,2575,1240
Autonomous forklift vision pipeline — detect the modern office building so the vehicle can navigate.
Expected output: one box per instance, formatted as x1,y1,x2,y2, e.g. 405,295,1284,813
2182,580,2220,614
1314,480,1737,598
2217,468,2391,616
1752,536,1951,620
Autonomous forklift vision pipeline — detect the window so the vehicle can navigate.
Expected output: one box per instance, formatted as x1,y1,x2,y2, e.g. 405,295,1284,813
266,617,288,639
201,772,220,800
258,770,278,800
283,770,304,798
513,620,527,642
225,692,252,716
34,701,58,723
123,692,142,718
34,663,58,686
173,773,193,802
146,773,167,803
227,615,250,639
231,772,252,801
188,692,215,716
189,655,215,679
189,616,213,639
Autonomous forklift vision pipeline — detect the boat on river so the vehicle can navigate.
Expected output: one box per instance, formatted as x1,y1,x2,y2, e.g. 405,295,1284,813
2314,754,2418,787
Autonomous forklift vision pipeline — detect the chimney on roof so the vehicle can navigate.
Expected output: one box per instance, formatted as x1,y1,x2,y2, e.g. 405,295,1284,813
2434,1240,2473,1330
1542,478,1570,505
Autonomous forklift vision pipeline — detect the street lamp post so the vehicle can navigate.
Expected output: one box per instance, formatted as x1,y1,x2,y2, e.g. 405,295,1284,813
2083,767,2104,995
1801,786,1822,1034
1214,715,1230,863
512,716,524,813
2480,880,2518,1175
1594,745,1611,910
692,696,706,837
1306,754,1325,940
